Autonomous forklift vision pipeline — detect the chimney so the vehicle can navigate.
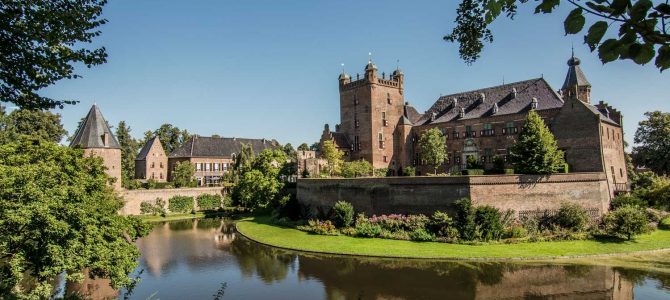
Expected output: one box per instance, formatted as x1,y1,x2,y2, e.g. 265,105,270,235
511,88,517,98
531,97,538,110
492,103,499,114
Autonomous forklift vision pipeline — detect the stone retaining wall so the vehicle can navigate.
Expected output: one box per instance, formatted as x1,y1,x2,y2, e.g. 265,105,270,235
120,187,225,215
297,172,610,218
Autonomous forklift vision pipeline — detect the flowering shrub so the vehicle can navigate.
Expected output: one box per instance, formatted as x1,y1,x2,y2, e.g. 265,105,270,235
298,219,338,235
409,228,435,242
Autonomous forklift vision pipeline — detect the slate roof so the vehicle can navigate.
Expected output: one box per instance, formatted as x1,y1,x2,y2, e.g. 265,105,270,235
562,56,591,89
69,105,120,149
136,137,162,161
168,136,279,158
579,100,620,125
403,104,422,124
416,78,564,125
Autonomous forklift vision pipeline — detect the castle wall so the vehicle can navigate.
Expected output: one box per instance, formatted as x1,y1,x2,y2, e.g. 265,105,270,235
297,172,610,218
119,187,224,215
84,148,122,191
552,97,604,173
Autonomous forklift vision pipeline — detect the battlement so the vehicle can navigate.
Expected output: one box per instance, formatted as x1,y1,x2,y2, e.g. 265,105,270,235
340,75,402,90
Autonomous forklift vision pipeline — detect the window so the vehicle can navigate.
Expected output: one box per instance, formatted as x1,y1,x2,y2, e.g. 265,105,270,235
482,124,494,136
355,117,360,128
453,131,459,139
620,168,623,178
223,163,228,171
160,162,164,168
214,163,219,171
205,163,210,171
160,173,163,179
484,148,493,162
387,93,391,104
465,125,476,138
378,133,384,149
354,136,360,151
506,122,517,135
383,156,387,162
150,162,155,168
151,172,155,179
382,112,388,126
196,163,202,171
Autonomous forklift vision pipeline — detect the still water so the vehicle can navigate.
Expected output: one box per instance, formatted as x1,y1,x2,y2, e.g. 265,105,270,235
68,218,670,299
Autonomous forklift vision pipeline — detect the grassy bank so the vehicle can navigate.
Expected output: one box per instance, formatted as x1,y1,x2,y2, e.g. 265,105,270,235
236,216,670,260
138,213,207,223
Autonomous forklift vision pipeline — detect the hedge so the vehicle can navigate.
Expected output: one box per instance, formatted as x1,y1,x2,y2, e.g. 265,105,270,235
462,169,484,176
196,194,222,211
168,195,194,213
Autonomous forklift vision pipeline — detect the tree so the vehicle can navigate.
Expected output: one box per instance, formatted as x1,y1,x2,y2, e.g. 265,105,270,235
320,140,344,176
509,110,565,174
1,108,67,143
1,0,109,109
233,149,287,209
282,143,297,162
0,136,149,298
632,111,670,175
603,205,649,240
152,124,191,154
341,160,373,178
297,143,310,151
445,0,670,71
418,128,447,174
172,161,195,188
309,142,320,151
115,121,139,188
232,142,255,181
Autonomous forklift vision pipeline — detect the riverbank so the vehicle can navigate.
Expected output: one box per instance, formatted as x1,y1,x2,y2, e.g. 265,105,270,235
236,216,670,260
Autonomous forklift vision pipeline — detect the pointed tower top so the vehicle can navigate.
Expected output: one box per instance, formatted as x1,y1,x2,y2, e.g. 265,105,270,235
69,104,120,149
562,51,590,89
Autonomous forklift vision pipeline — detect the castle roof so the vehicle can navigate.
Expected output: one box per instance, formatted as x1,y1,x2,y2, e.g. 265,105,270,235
69,104,120,149
168,136,278,158
136,136,164,161
562,55,591,89
417,78,564,125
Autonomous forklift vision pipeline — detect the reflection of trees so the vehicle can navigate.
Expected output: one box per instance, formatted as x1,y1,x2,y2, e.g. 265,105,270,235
229,237,296,284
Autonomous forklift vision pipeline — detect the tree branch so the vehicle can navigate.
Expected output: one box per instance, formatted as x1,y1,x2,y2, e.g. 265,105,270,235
567,0,627,22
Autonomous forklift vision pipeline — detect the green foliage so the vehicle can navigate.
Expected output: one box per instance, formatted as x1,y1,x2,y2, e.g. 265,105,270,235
659,216,670,230
115,121,140,188
632,111,670,175
147,124,192,154
555,203,589,231
462,169,485,175
492,155,505,173
0,137,149,298
354,214,382,238
632,171,659,190
233,149,287,210
645,179,670,210
454,198,477,241
168,196,194,213
603,205,650,240
418,128,447,174
321,140,344,176
341,160,373,178
140,198,166,216
197,194,222,211
0,109,68,144
300,219,338,235
374,168,390,177
612,194,647,209
331,201,355,228
504,225,528,239
0,0,109,109
297,143,310,151
474,206,504,241
466,155,481,169
402,166,416,176
503,168,515,175
172,161,196,188
409,228,435,242
445,0,670,71
509,110,565,174
428,211,457,238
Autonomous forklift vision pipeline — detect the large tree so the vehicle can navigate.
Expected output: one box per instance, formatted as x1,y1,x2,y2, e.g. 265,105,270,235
233,149,288,209
172,161,196,188
115,121,139,187
1,0,109,109
0,108,67,143
632,111,670,175
509,110,565,174
150,124,192,154
0,136,149,298
297,143,310,151
418,127,448,174
320,140,344,176
445,0,670,71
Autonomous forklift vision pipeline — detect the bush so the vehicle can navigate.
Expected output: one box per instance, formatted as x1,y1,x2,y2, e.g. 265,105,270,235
555,203,589,231
611,194,646,209
168,195,194,213
558,163,569,173
331,201,354,228
428,211,457,238
409,228,435,242
300,219,338,235
403,166,416,177
454,198,477,241
462,169,484,175
368,214,407,232
474,206,503,241
504,225,528,239
222,195,234,207
197,194,222,211
659,216,670,230
140,198,166,216
466,155,481,169
603,205,649,240
125,179,142,190
374,168,390,177
492,155,505,173
354,214,381,237
406,214,429,231
139,202,153,215
341,160,373,178
503,168,515,175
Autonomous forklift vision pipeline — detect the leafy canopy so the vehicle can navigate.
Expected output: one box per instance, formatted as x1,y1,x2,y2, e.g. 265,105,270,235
342,160,373,178
445,0,670,71
632,111,670,175
0,137,149,298
172,161,196,188
1,0,109,109
115,121,140,188
509,110,565,174
321,140,344,176
418,127,448,174
0,108,67,144
233,149,289,209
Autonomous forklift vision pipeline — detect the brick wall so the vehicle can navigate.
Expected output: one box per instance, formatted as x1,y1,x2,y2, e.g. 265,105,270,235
120,187,225,215
84,148,122,191
297,172,610,218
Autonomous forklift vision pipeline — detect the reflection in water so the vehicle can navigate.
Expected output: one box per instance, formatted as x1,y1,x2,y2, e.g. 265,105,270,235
64,218,669,300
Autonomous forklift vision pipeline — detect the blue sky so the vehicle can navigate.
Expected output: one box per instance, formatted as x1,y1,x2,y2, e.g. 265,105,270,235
36,0,668,147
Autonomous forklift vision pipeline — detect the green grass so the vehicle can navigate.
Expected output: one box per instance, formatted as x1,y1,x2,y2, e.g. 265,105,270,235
236,216,670,259
138,212,216,223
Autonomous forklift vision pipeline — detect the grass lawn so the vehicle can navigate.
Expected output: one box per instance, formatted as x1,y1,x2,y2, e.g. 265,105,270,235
138,213,206,223
236,216,670,260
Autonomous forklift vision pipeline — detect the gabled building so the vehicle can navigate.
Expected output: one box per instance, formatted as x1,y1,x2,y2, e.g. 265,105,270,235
69,104,122,190
135,137,168,182
168,136,279,186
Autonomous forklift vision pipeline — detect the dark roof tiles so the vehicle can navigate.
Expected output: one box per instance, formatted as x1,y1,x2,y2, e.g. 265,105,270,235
69,105,120,149
136,137,163,160
168,136,279,158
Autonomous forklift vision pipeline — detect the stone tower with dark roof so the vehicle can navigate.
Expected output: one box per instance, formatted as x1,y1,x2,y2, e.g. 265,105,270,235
561,50,592,103
135,136,168,182
70,104,122,190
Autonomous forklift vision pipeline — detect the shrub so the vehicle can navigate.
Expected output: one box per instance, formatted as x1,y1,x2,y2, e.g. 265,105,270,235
659,216,670,230
374,168,390,177
300,219,338,235
503,168,514,175
354,214,381,237
492,155,505,173
331,201,355,228
403,166,416,177
341,160,373,178
611,194,646,209
380,229,411,240
454,198,477,241
409,228,435,242
504,225,528,239
369,214,407,231
474,206,503,241
222,195,234,207
603,205,649,240
140,198,166,216
462,169,484,175
557,163,569,173
466,155,481,169
168,195,194,213
406,214,429,231
555,203,589,231
139,202,153,215
428,211,456,238
197,194,222,211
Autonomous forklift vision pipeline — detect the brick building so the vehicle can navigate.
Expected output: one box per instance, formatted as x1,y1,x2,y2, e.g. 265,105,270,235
167,136,278,186
321,54,628,195
135,136,168,182
69,104,122,190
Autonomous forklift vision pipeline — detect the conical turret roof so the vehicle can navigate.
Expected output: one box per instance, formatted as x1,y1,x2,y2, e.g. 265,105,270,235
562,53,591,89
69,104,120,149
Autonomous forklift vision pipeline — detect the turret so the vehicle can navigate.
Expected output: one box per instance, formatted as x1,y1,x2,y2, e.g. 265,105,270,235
364,60,377,82
561,50,592,103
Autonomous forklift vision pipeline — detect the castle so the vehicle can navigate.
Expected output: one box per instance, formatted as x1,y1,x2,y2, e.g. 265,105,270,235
320,53,629,196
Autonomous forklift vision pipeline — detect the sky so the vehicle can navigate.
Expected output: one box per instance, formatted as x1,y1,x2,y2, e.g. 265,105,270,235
33,0,669,148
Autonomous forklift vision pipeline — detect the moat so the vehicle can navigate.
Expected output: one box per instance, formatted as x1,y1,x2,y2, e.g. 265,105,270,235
67,218,670,299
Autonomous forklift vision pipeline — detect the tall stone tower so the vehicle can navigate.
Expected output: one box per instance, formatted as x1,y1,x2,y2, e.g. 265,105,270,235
338,60,405,172
69,104,122,190
561,50,591,103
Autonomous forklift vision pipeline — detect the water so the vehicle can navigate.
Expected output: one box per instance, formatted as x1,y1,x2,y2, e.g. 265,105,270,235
67,218,670,300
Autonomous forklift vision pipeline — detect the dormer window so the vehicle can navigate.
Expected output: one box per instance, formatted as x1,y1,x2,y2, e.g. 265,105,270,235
531,98,538,110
